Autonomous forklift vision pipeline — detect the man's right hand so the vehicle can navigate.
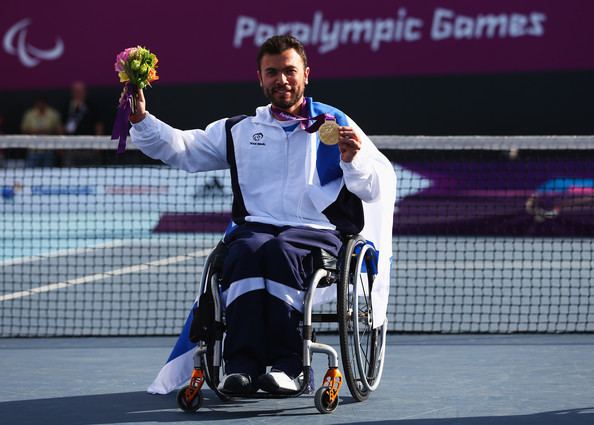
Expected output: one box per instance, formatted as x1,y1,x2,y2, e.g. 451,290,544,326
126,86,147,124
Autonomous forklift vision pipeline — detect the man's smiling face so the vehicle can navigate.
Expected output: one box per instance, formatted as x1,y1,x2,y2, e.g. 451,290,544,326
258,48,310,115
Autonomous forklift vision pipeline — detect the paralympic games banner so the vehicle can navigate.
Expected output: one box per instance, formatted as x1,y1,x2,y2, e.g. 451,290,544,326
392,156,594,237
1,0,594,90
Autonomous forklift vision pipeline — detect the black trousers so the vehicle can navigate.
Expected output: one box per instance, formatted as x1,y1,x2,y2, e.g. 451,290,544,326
221,222,341,379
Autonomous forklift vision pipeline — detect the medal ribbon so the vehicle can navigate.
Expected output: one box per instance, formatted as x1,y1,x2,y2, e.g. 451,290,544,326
270,99,335,133
111,82,136,154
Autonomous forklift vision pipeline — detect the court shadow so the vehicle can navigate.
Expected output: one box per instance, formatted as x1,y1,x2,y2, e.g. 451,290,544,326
1,391,591,425
0,389,321,425
347,407,594,425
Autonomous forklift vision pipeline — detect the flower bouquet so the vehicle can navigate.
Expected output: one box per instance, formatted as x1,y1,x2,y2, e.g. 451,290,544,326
111,46,159,153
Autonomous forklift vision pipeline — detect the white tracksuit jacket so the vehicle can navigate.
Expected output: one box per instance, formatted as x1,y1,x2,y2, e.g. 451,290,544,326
130,98,392,233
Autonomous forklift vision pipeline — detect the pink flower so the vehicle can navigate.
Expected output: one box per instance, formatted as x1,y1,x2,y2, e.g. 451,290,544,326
113,47,136,72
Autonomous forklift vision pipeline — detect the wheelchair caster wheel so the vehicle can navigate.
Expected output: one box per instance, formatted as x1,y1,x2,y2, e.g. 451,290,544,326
314,386,339,414
176,385,203,412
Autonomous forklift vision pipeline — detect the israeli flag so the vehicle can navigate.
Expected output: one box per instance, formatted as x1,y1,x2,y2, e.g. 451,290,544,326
147,303,197,394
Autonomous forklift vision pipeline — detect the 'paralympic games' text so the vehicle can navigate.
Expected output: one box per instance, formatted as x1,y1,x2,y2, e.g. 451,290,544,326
233,8,547,54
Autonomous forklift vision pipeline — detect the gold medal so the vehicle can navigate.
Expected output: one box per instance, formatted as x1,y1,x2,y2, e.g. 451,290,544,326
319,121,339,145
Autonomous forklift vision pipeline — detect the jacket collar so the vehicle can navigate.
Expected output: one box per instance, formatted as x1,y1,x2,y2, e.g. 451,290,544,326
253,104,277,127
253,97,314,128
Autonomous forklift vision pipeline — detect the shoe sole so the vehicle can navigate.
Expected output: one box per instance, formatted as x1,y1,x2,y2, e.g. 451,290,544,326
257,375,299,394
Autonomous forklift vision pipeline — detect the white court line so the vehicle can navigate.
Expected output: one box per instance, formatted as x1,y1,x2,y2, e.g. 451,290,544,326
0,240,130,267
0,238,215,267
0,248,212,302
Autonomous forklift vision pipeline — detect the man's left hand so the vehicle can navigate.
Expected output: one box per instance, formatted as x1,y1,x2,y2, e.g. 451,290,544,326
338,126,361,163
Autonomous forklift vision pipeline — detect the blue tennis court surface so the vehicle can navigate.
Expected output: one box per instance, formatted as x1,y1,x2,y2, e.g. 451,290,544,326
1,334,593,424
1,152,593,424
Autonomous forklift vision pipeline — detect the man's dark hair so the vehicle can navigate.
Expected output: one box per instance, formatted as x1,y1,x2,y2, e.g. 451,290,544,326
257,35,308,70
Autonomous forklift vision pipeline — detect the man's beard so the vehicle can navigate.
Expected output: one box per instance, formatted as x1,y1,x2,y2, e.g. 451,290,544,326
264,85,304,111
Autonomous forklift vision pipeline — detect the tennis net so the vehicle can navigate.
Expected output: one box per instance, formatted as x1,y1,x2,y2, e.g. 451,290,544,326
1,135,593,336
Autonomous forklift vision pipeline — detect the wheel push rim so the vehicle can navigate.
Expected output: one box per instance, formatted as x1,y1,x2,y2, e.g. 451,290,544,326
351,243,386,392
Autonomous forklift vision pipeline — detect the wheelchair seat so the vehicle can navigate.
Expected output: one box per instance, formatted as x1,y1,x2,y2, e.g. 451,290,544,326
311,247,338,272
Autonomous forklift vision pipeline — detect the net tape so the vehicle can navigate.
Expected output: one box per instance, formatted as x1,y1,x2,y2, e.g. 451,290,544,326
2,134,594,150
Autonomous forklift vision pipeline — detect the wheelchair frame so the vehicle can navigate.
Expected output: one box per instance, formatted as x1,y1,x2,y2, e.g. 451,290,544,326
176,233,387,414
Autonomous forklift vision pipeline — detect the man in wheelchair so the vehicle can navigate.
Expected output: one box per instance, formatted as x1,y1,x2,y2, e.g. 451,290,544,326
129,35,395,397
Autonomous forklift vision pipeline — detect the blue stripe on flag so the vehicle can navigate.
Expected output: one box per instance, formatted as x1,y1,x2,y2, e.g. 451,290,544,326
166,302,197,363
308,98,348,186
354,241,379,274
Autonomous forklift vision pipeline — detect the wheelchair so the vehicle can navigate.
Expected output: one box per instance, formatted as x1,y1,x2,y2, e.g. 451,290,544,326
176,232,388,414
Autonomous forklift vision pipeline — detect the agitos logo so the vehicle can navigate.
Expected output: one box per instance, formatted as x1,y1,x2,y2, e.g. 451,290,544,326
3,18,64,68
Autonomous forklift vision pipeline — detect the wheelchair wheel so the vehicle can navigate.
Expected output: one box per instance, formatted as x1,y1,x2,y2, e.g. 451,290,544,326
176,385,203,412
337,236,387,401
314,386,339,414
201,334,231,402
202,351,220,390
196,255,230,402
